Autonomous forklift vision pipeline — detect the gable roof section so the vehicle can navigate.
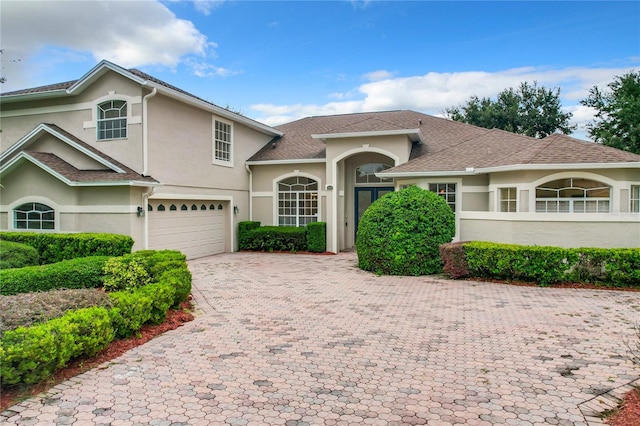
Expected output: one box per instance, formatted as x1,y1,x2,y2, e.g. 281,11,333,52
1,60,282,138
249,110,444,162
0,123,159,186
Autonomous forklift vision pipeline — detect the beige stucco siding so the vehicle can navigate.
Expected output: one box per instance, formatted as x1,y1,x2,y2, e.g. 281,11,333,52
146,94,273,189
460,215,640,248
324,135,412,168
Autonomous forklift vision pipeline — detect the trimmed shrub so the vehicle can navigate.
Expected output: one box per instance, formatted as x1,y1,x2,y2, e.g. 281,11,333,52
0,232,133,264
0,256,110,296
159,267,192,307
108,291,153,338
238,221,261,250
571,248,640,286
356,186,455,275
0,307,113,386
439,242,470,279
242,226,307,252
138,283,176,324
102,256,151,292
306,222,326,253
0,240,39,269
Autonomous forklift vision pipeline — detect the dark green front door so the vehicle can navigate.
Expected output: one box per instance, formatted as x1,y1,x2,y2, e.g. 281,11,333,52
355,187,394,237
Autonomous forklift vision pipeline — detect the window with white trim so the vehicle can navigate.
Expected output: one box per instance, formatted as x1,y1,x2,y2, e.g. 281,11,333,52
631,185,640,213
97,100,127,140
429,183,456,212
214,120,232,163
535,178,610,213
278,176,318,227
499,187,517,212
355,163,393,184
14,202,55,230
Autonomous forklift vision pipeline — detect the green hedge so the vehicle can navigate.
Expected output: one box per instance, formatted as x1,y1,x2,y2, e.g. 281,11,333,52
241,226,307,252
0,232,133,264
0,240,39,269
238,221,261,250
306,222,326,253
0,250,192,386
0,307,113,386
441,241,640,286
239,221,327,253
0,256,111,296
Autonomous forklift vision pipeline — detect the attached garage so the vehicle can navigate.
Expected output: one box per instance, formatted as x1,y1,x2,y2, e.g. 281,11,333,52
148,200,228,259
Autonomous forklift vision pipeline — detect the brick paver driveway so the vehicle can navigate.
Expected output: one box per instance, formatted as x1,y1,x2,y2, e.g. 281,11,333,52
3,252,639,425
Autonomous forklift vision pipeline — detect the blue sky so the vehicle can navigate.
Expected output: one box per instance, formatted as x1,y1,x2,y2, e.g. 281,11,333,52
2,1,639,138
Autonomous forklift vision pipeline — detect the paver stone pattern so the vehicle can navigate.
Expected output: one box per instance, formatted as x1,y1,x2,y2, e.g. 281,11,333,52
2,252,639,425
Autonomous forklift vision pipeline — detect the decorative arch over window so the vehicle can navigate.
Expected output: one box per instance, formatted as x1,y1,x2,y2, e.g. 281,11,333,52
217,204,223,210
147,204,153,212
170,204,177,211
355,163,393,184
181,204,188,211
97,100,127,140
191,204,198,210
158,204,166,211
278,176,318,227
14,202,55,230
536,178,610,213
209,204,216,210
201,204,207,210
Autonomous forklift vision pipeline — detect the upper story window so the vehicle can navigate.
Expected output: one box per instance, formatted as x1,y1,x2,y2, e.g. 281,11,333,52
14,202,55,230
278,176,318,227
355,163,393,184
499,187,517,212
536,178,610,213
429,183,456,212
631,185,640,213
214,120,232,164
97,100,127,140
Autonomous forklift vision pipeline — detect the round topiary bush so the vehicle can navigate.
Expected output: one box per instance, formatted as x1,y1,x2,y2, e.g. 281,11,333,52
356,185,455,275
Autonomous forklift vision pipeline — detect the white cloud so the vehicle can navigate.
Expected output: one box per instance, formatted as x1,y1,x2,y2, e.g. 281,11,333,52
363,70,396,82
193,0,226,15
251,65,638,137
0,0,225,90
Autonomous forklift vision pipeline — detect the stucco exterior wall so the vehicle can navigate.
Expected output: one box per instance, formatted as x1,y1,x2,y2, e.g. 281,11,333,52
460,214,640,248
1,73,145,172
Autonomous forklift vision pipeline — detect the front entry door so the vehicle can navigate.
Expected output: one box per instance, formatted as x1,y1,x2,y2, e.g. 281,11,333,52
355,187,394,237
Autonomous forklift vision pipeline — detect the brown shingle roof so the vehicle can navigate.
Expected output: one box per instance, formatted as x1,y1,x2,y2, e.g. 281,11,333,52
0,80,77,96
249,109,640,171
1,123,158,185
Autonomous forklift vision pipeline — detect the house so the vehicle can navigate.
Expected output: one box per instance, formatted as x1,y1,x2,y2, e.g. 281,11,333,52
1,60,639,258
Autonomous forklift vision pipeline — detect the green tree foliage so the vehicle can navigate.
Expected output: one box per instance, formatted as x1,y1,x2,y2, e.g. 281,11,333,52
356,186,455,275
445,81,574,138
581,71,640,154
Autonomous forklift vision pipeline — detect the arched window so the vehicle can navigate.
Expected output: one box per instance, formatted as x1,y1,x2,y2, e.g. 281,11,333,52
14,202,55,230
355,163,393,184
536,178,610,213
158,204,166,211
97,100,127,140
278,176,318,227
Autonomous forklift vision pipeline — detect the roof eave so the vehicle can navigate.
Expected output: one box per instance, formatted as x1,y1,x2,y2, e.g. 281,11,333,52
312,129,422,143
246,158,326,166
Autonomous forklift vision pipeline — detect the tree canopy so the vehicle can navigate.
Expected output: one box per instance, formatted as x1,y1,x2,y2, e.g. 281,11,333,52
580,71,640,154
445,81,574,138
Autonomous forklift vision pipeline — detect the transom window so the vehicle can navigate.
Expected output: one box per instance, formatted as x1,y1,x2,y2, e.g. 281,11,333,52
14,202,55,230
97,100,127,140
355,163,393,184
631,185,640,213
278,176,318,227
214,120,232,163
535,178,610,213
499,187,517,212
429,183,456,211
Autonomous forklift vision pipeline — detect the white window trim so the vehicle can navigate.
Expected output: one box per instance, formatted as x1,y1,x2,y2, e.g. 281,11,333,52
417,178,461,242
212,117,234,167
8,196,60,232
83,92,141,139
528,172,619,213
272,171,323,226
498,187,518,213
630,184,640,213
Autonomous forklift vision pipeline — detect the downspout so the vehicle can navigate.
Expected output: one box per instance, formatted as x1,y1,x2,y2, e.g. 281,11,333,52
142,186,156,250
142,87,157,176
245,164,253,221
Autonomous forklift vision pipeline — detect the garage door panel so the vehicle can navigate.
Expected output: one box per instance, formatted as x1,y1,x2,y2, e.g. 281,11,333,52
148,200,226,259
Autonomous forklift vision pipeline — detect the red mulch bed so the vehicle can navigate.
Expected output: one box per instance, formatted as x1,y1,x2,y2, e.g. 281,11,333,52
0,301,194,411
607,388,640,426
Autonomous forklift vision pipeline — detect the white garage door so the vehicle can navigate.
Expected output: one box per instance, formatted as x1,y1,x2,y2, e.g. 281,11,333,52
148,200,226,259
